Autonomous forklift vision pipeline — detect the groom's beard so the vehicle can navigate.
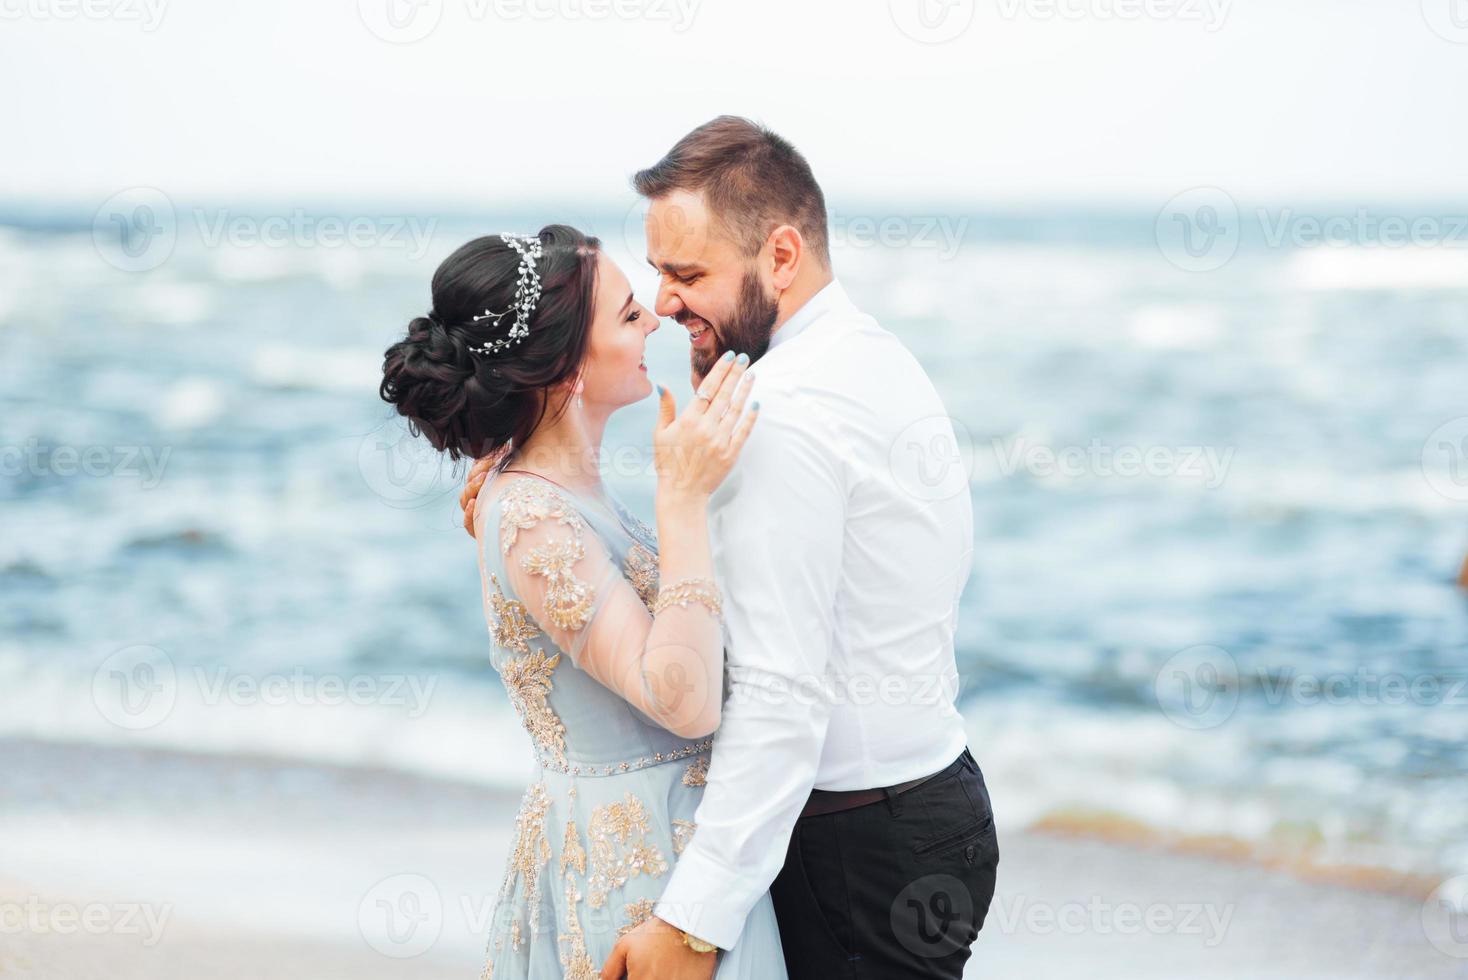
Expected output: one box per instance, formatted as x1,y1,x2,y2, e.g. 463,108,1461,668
688,269,779,382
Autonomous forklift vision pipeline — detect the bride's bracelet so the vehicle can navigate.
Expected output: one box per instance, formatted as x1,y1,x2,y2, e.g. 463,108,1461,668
652,577,723,619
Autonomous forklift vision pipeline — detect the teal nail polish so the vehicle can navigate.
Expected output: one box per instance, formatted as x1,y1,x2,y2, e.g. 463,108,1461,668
735,353,750,366
721,350,735,362
656,384,666,396
751,401,761,411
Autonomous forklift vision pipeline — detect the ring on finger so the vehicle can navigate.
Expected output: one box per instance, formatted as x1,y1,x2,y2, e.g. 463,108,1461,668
695,391,713,403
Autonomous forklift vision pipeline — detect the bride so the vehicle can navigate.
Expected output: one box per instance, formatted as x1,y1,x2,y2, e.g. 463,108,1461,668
378,226,785,978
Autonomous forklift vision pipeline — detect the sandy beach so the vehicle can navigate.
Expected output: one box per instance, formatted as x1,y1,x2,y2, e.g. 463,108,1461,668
1,738,1461,980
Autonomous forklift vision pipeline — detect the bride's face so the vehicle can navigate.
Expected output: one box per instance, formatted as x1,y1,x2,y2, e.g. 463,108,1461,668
578,253,658,410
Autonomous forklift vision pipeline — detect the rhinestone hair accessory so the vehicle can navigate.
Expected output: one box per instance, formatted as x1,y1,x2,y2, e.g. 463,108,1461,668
467,234,544,356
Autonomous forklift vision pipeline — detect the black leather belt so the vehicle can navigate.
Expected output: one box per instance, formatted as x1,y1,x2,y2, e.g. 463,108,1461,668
800,766,944,819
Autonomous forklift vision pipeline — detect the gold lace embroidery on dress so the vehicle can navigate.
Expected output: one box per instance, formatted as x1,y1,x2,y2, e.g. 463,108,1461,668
672,819,697,855
586,793,670,909
557,877,597,980
500,477,583,553
616,502,657,547
521,537,596,632
623,544,659,612
682,756,709,787
500,649,567,767
632,515,656,544
499,478,598,633
560,817,587,876
488,573,541,654
501,782,552,938
618,898,658,937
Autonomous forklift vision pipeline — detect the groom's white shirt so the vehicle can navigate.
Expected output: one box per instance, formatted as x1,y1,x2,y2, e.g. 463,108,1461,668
654,279,973,948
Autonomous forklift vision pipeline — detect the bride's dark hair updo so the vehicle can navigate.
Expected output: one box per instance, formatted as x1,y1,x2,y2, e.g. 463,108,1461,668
379,225,601,461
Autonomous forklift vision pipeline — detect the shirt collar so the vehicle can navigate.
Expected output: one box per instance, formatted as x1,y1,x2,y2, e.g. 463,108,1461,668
767,278,848,352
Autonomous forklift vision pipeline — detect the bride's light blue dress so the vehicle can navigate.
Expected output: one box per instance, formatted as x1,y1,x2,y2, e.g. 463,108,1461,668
473,474,787,979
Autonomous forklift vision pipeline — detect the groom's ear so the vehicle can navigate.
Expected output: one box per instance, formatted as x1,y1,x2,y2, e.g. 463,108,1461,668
766,224,804,291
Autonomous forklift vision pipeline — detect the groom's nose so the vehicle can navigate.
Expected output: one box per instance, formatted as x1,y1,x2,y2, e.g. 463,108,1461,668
655,280,684,318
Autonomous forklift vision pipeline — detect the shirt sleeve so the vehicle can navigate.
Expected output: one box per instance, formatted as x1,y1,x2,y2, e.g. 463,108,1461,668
654,392,845,948
497,479,725,739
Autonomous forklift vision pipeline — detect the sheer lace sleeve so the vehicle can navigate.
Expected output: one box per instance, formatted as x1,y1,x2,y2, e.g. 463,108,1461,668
496,478,724,738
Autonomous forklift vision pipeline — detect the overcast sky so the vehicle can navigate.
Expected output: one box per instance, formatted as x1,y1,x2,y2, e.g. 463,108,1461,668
5,0,1466,206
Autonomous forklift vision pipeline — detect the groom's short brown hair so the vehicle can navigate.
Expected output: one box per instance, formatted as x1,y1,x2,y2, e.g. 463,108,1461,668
633,115,830,266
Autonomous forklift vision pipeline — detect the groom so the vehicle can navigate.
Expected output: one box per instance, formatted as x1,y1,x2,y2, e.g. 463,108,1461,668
605,117,997,980
469,117,998,979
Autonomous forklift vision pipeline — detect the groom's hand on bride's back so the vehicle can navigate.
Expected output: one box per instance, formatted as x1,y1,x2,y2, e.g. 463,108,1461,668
601,916,716,980
459,454,499,538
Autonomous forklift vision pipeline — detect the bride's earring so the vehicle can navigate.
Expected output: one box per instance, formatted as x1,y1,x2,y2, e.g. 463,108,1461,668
575,378,585,411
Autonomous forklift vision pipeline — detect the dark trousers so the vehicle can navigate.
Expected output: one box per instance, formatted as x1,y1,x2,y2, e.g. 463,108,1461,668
769,748,999,979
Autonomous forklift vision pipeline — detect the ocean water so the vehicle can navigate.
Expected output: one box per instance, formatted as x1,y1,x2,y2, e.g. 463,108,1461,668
2,200,1465,886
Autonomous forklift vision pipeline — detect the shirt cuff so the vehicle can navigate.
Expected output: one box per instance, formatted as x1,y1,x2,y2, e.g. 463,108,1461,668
653,845,760,951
